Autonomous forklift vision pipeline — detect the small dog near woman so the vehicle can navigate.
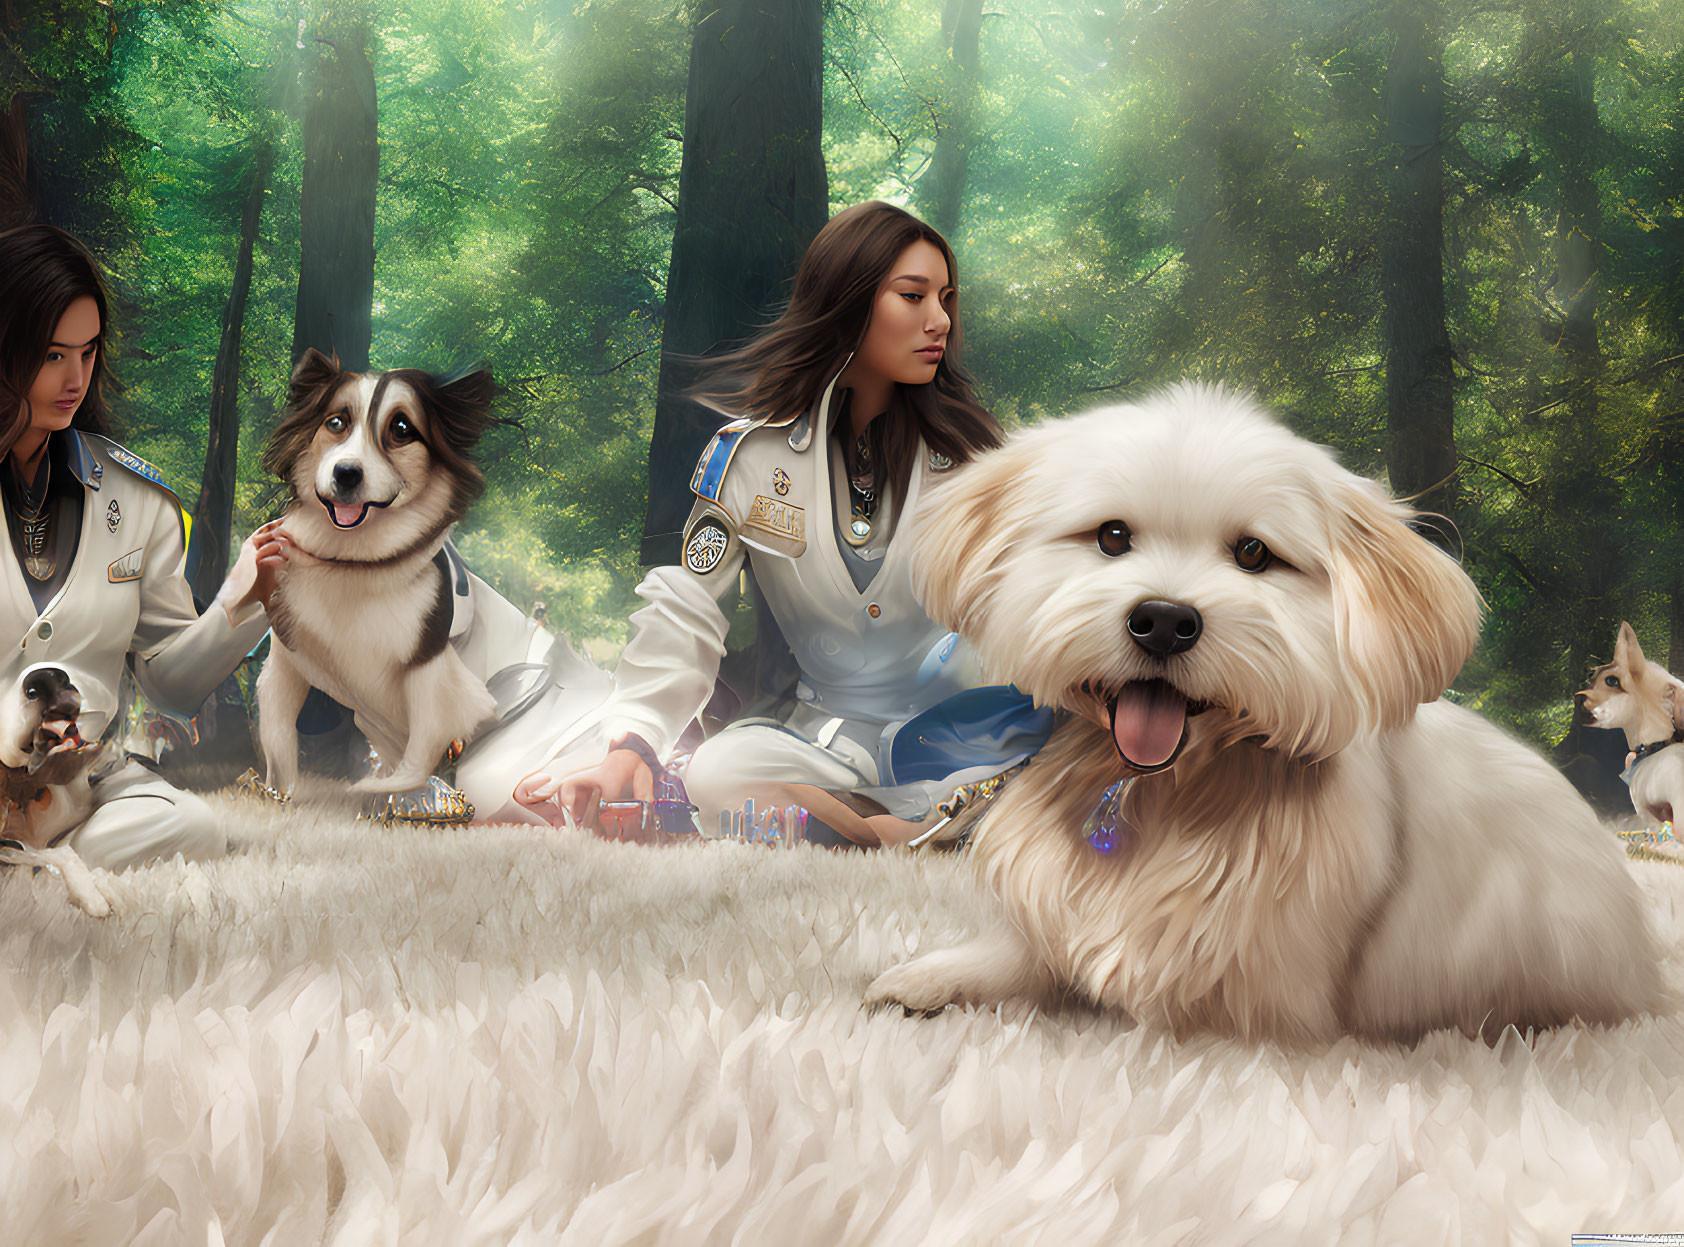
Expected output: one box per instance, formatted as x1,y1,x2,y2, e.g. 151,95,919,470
1581,623,1684,832
866,383,1658,1043
258,350,607,822
0,665,113,915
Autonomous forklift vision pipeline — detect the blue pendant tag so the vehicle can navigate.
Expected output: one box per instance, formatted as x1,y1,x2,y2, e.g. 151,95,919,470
1082,779,1136,855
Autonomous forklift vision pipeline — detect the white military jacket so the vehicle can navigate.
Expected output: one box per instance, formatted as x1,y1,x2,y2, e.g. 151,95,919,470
600,373,981,757
0,432,271,742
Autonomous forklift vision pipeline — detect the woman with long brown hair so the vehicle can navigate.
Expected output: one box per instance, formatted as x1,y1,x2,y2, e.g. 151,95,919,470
518,201,1050,846
0,223,286,867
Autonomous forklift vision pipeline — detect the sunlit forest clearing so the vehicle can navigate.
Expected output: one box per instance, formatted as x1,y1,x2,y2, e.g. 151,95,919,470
4,0,1682,755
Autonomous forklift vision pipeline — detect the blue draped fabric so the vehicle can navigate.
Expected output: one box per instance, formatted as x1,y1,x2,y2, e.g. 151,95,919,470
880,684,1055,786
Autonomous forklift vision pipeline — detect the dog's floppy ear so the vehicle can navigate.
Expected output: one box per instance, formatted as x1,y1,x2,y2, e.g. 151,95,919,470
432,367,499,452
409,366,502,517
287,348,342,405
907,447,1025,638
265,350,349,484
440,367,497,415
1325,475,1483,732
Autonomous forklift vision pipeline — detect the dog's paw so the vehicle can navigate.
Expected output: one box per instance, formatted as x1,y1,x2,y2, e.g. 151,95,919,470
864,953,974,1014
33,846,115,918
352,770,428,795
67,873,114,919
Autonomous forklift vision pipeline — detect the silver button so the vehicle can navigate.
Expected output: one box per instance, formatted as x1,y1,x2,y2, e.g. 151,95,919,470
37,620,52,640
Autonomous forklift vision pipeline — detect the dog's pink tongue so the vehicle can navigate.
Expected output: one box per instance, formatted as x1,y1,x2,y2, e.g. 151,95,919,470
1110,680,1187,769
332,502,362,527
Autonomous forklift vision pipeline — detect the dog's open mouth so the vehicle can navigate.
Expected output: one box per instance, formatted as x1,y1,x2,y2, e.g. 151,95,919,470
317,494,394,529
1083,678,1209,772
31,719,89,770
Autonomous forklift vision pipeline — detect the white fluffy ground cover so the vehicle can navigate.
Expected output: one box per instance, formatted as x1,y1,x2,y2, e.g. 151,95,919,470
3,787,1684,1246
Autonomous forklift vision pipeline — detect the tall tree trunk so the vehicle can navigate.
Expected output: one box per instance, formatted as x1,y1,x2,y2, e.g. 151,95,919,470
1555,47,1600,370
2,3,133,251
1670,581,1684,677
640,0,828,565
291,18,377,370
1379,1,1457,540
922,0,984,242
1546,32,1614,684
0,94,32,230
187,141,272,605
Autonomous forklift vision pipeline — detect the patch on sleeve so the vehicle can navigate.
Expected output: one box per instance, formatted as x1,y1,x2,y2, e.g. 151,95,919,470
683,514,732,575
108,548,145,582
739,494,806,558
690,424,753,503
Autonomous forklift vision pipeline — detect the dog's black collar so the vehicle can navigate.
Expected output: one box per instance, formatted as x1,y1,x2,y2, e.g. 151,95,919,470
1632,733,1684,764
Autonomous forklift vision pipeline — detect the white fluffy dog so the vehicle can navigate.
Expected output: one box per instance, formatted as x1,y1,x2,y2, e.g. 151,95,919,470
866,384,1658,1043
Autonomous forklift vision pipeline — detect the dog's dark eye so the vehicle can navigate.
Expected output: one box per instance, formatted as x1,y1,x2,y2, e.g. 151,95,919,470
1097,520,1131,557
388,415,417,446
1606,674,1621,689
1235,536,1272,573
323,414,348,434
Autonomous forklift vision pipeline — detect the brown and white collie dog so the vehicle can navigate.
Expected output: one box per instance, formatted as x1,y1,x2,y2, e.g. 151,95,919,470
866,383,1659,1044
259,351,609,820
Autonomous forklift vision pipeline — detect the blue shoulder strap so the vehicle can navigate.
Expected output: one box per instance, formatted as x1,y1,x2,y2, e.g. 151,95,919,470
690,424,753,503
103,442,178,496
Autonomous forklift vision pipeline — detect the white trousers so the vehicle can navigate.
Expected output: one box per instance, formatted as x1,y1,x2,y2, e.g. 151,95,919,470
682,701,962,833
456,681,610,825
66,760,225,872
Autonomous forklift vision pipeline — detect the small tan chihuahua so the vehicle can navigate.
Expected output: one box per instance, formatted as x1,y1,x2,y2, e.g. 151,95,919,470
1582,622,1684,830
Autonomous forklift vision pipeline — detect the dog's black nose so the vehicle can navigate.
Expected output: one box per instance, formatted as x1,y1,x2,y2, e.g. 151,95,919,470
332,462,364,493
1127,600,1203,658
23,667,70,703
23,667,79,718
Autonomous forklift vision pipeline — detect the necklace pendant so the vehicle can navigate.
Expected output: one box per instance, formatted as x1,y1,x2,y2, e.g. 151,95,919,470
1082,779,1136,855
19,512,51,580
844,513,873,546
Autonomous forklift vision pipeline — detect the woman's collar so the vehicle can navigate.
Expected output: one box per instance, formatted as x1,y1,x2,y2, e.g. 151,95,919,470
57,428,103,489
786,354,854,452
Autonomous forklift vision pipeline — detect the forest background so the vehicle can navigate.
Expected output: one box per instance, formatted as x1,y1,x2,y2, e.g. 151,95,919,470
3,0,1682,761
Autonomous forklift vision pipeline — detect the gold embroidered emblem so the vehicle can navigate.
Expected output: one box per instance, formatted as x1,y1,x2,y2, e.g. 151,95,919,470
773,468,791,496
742,495,805,545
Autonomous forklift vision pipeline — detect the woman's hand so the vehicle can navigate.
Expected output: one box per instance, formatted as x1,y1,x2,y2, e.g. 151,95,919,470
219,519,291,621
515,746,655,829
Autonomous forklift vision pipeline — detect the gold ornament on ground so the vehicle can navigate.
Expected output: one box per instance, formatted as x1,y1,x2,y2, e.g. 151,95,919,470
233,767,291,805
907,764,1024,849
358,776,475,826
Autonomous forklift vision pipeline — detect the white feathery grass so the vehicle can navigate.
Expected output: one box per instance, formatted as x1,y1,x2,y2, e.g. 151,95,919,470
2,783,1683,1243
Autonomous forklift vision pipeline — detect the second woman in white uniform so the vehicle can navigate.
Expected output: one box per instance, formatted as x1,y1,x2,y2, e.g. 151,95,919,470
518,202,1050,846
